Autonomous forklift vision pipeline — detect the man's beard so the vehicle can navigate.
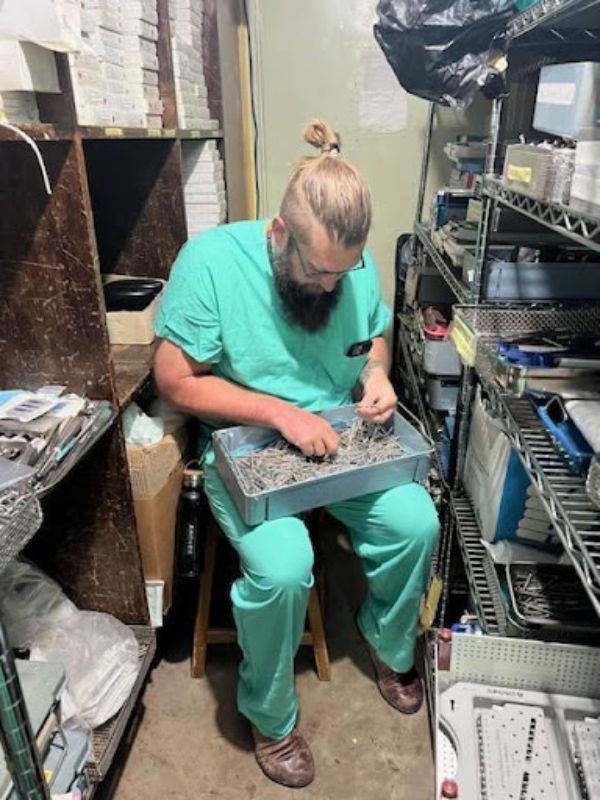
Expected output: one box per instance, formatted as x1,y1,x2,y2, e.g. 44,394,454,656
271,246,342,333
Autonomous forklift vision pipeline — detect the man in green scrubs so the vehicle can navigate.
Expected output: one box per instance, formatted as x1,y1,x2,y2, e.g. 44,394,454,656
154,120,439,789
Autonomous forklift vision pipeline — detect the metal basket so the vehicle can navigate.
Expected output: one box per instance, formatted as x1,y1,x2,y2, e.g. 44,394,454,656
0,485,42,575
452,303,600,394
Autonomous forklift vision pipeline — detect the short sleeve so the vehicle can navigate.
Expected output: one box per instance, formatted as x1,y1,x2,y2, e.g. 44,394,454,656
154,239,223,364
364,249,392,338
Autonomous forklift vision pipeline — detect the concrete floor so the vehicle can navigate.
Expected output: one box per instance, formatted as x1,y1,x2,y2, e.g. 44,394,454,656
113,531,434,800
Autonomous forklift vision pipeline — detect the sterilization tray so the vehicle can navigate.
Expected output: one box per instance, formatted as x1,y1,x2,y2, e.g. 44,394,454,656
213,404,432,525
434,632,600,800
440,681,600,800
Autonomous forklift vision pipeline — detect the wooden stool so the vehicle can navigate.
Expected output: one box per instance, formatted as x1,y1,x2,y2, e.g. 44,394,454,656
192,510,331,681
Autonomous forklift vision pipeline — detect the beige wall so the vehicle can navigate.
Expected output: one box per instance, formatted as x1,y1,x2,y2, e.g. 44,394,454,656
248,0,490,309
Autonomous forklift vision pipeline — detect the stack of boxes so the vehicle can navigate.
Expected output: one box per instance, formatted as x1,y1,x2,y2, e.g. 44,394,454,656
0,92,40,124
169,0,219,130
70,0,162,127
123,0,163,128
182,140,227,237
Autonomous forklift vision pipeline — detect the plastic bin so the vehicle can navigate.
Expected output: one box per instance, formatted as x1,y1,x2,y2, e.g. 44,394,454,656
426,377,459,411
415,311,461,377
533,393,594,475
534,62,600,140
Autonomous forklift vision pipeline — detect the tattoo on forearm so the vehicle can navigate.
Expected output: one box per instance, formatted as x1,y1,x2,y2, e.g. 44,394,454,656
360,359,387,384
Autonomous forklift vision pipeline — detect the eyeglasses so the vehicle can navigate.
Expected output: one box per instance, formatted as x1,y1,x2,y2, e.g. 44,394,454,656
290,235,365,279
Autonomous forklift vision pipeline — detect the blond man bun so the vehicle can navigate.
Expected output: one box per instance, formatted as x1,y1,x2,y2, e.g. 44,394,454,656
303,119,341,155
280,119,371,247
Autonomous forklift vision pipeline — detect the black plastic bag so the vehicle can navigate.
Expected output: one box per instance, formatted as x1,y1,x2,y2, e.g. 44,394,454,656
374,0,513,108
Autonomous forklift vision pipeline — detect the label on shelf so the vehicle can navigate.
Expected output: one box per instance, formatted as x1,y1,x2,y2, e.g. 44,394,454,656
104,127,124,137
163,128,176,137
147,128,161,138
506,164,532,184
450,316,477,367
420,575,443,629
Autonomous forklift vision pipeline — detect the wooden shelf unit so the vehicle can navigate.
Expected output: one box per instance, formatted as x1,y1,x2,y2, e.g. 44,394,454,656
0,0,249,790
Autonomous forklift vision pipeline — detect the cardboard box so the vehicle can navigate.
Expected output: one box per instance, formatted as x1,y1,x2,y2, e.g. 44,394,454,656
103,274,165,345
128,428,188,612
127,428,187,497
132,459,183,613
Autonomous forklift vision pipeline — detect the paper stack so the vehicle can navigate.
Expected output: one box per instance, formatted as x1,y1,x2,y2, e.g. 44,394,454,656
169,0,219,130
0,92,40,125
182,141,226,238
123,0,163,127
70,0,162,127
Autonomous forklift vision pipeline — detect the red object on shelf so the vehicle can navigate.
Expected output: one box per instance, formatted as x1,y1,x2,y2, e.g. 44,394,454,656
422,306,451,340
438,628,453,671
441,778,458,798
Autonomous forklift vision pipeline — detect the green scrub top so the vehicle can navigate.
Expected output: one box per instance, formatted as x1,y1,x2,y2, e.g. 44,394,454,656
154,220,391,431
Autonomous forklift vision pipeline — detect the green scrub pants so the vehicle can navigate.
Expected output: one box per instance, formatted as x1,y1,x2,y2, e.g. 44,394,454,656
204,454,439,740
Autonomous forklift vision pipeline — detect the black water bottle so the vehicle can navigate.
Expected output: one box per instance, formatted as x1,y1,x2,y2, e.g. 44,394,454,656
175,465,206,578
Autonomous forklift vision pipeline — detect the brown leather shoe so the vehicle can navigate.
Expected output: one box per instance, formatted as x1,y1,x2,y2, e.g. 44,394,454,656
251,726,315,788
357,622,423,714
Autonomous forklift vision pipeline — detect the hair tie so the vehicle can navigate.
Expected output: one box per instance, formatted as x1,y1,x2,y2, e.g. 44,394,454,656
321,142,340,155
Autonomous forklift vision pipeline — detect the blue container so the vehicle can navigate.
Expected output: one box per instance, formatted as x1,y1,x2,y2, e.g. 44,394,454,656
533,394,594,475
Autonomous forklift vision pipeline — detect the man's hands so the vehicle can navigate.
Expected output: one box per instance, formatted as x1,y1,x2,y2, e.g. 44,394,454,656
357,361,397,425
273,406,340,458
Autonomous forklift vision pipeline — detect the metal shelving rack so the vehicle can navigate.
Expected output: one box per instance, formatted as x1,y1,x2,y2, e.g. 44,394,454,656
450,494,506,635
413,222,471,304
505,0,598,39
483,176,600,252
494,394,600,614
408,0,600,637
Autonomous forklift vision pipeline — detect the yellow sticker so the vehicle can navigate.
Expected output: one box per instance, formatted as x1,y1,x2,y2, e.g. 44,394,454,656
147,128,162,137
104,127,124,137
44,768,53,781
420,575,443,630
450,317,477,367
163,128,176,137
506,164,532,184
190,130,201,138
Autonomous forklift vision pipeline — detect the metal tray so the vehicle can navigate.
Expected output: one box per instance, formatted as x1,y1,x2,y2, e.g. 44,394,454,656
213,405,433,525
434,631,600,800
505,562,600,641
452,304,600,395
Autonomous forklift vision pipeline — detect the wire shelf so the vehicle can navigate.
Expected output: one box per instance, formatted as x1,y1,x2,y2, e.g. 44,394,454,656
496,396,600,617
451,494,506,635
453,303,600,394
451,305,600,618
483,177,600,253
88,625,156,781
414,223,471,304
506,0,599,40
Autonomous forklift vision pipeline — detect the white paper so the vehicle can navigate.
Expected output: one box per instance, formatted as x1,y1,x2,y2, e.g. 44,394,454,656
537,81,576,107
359,46,407,132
